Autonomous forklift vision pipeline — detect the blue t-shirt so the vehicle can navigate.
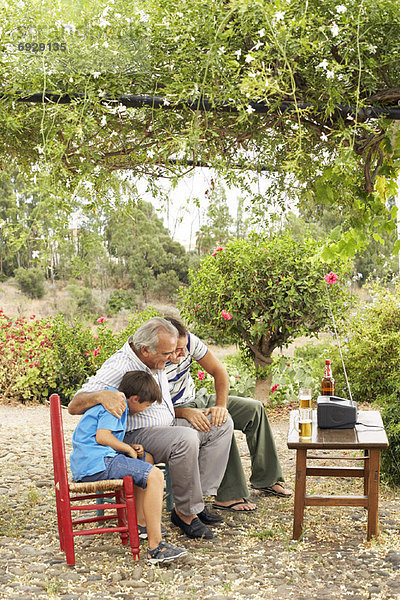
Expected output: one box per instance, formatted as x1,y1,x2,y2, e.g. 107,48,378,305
70,401,128,481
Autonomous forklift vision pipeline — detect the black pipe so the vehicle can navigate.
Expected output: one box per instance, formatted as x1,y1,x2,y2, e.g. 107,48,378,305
8,91,400,120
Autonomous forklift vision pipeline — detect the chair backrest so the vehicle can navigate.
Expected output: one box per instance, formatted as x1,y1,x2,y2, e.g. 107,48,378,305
50,394,71,501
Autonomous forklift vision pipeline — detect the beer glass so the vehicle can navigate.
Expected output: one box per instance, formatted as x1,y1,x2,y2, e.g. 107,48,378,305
298,387,312,439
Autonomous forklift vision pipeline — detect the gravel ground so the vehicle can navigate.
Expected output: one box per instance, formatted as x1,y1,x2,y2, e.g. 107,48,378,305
0,402,399,600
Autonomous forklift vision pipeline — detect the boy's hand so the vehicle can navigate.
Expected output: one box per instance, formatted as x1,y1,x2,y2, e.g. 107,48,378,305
126,447,138,459
131,444,144,458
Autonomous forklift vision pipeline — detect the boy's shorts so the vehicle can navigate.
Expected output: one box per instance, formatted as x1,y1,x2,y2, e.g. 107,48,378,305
78,452,153,489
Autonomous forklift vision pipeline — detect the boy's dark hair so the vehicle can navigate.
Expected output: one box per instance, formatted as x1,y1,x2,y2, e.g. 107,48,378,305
118,371,162,404
163,316,187,337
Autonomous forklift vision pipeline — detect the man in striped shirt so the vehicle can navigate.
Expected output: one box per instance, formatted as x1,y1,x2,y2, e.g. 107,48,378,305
164,317,291,511
68,317,234,540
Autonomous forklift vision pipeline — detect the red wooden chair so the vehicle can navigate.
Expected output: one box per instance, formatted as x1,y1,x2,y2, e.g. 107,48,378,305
49,393,140,565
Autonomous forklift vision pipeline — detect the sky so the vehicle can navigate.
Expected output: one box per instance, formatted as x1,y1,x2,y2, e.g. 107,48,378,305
137,167,288,249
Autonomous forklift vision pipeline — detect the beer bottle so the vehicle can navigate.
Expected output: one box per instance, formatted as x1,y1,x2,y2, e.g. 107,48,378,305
321,359,335,396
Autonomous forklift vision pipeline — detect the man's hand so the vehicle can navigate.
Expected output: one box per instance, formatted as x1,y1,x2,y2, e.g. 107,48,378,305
204,406,229,427
178,407,211,432
99,391,126,419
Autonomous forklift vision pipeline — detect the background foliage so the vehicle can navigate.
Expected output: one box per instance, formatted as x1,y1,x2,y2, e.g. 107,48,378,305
0,0,399,256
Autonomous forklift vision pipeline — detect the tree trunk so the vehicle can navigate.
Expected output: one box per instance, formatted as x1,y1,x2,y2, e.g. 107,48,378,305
255,372,273,404
254,352,272,406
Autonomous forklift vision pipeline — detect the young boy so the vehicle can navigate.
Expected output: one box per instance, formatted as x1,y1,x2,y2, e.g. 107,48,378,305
70,370,187,564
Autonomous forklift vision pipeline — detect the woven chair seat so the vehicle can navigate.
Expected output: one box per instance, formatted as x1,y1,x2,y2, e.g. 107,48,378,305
69,479,124,494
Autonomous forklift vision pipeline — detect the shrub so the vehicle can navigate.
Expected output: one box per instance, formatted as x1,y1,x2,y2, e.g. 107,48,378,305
381,394,400,487
329,281,400,405
0,311,56,402
66,284,98,317
106,289,137,315
153,271,180,301
14,267,45,298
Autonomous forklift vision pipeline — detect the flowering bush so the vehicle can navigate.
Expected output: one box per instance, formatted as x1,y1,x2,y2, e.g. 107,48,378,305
0,306,162,405
0,311,56,402
181,233,351,402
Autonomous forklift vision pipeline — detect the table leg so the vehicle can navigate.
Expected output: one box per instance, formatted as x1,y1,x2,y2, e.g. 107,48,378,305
293,448,307,539
367,449,381,540
363,449,369,497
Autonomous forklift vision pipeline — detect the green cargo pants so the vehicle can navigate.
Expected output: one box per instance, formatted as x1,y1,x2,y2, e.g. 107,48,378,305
181,390,285,501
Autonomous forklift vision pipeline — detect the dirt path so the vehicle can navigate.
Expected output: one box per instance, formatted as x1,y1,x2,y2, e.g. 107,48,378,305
0,403,399,600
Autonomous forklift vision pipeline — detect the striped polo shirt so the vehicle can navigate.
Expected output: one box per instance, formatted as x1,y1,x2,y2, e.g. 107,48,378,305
76,337,175,430
164,332,208,406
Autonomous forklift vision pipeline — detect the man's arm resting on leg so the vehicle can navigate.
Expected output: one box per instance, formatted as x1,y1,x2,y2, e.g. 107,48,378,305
197,350,229,427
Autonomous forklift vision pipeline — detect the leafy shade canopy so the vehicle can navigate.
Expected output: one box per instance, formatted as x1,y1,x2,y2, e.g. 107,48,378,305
180,234,351,399
1,0,400,248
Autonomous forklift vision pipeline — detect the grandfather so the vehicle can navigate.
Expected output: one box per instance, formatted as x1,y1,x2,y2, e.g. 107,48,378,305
68,317,234,540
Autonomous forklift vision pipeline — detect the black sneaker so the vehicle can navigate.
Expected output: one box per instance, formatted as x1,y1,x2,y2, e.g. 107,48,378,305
171,508,213,539
138,524,167,539
146,541,187,564
197,507,223,525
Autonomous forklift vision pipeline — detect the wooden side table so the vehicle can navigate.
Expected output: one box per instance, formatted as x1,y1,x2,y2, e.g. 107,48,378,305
287,410,389,541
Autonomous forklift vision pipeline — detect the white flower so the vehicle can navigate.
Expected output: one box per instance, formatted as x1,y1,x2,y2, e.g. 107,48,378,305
147,149,155,159
138,10,149,22
336,5,347,13
102,6,111,17
63,22,76,34
98,17,111,28
92,71,101,79
274,11,285,22
246,105,255,114
69,77,74,83
217,46,226,55
253,41,264,51
163,98,170,106
320,132,328,142
245,54,255,63
330,23,339,36
100,116,107,126
326,69,335,79
234,49,242,59
318,59,329,70
102,41,109,48
32,251,40,259
258,28,265,38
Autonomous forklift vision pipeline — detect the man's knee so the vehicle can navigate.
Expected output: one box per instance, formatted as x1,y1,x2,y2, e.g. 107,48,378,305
171,426,200,454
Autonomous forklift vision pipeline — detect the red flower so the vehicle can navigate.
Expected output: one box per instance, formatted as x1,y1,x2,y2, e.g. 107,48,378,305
221,309,232,320
197,371,206,381
286,362,290,367
271,384,280,394
211,246,225,256
93,347,101,357
324,272,338,285
96,317,106,323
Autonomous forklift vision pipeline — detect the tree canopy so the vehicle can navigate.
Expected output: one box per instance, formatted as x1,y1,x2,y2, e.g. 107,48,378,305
1,0,400,250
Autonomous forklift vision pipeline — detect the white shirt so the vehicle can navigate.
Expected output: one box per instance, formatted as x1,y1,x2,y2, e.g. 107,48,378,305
76,338,175,430
164,332,208,406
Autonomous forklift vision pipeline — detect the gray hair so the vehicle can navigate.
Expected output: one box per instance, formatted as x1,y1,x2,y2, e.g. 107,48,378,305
130,317,178,354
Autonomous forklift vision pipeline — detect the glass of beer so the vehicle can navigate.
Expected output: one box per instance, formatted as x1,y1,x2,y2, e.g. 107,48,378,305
299,387,312,408
298,387,313,440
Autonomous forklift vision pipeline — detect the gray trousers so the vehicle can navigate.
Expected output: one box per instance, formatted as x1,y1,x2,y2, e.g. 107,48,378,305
124,414,233,515
184,391,285,501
